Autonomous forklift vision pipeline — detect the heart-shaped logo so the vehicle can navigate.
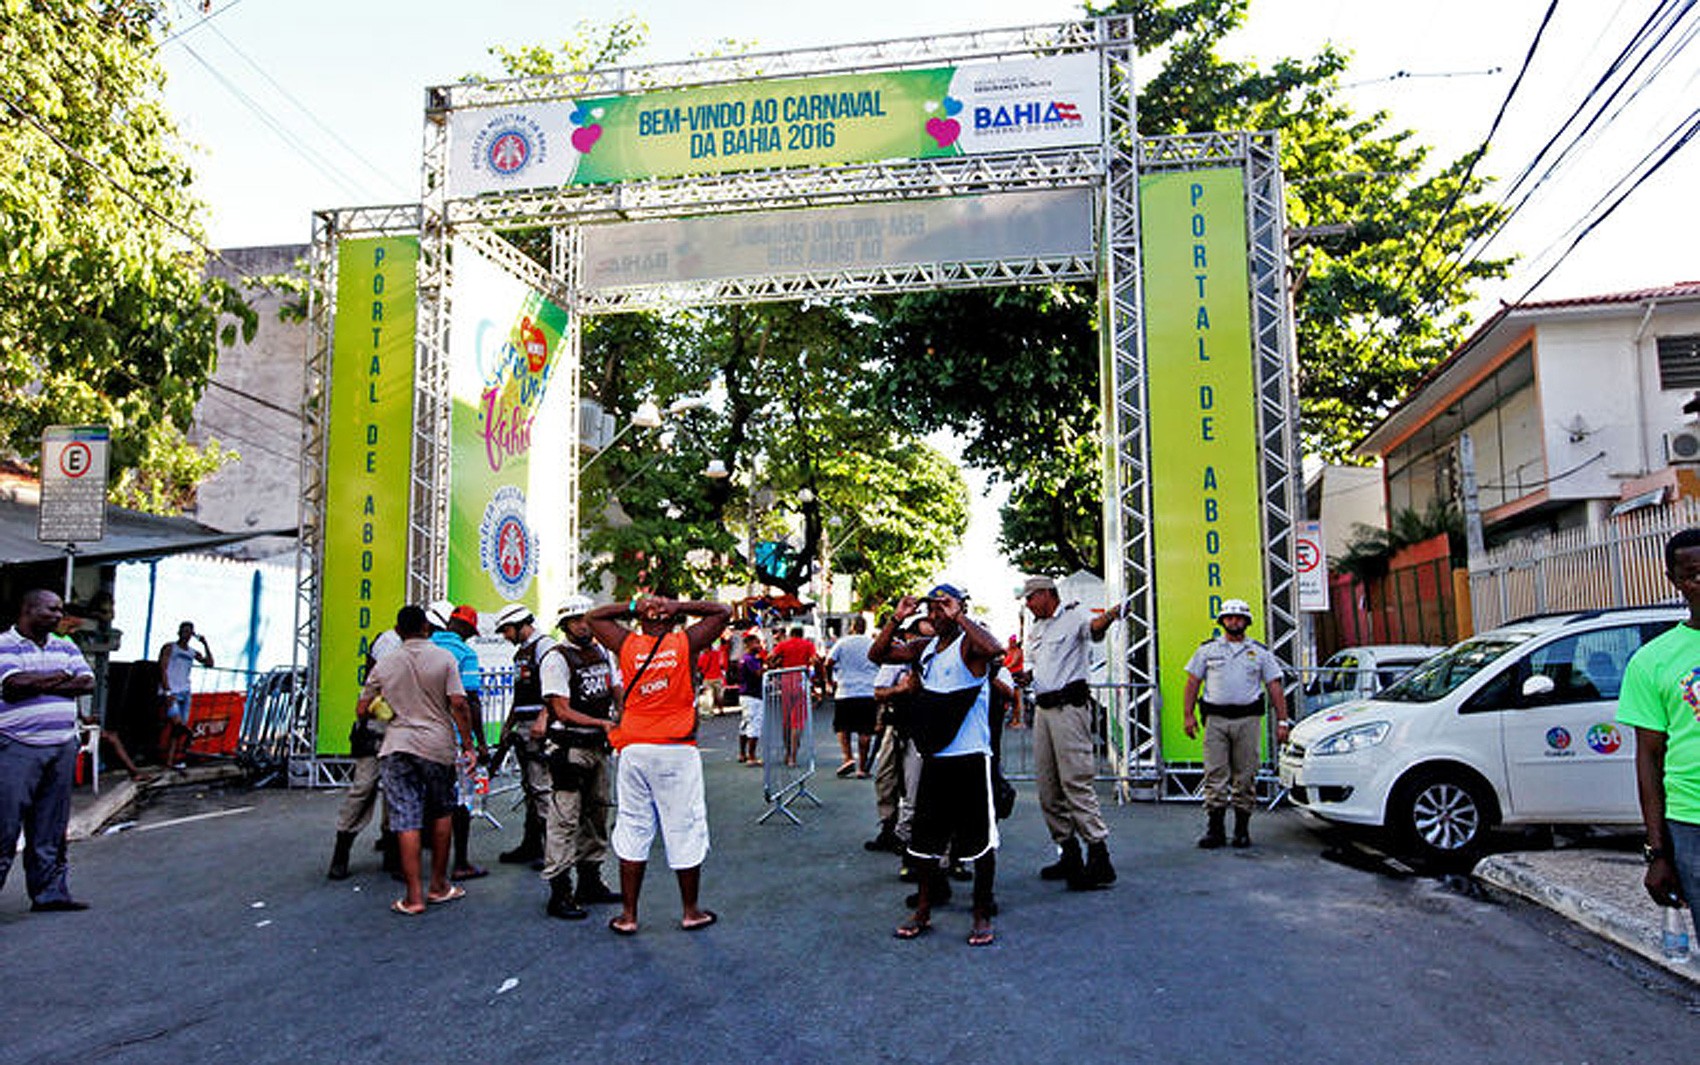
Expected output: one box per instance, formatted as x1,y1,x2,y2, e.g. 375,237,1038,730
942,96,963,117
925,117,960,148
571,124,602,153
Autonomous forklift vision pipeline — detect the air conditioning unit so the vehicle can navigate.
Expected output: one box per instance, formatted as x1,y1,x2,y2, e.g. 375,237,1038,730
1666,425,1700,464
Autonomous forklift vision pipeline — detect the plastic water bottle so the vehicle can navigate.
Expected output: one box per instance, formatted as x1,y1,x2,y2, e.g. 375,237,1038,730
1661,903,1690,963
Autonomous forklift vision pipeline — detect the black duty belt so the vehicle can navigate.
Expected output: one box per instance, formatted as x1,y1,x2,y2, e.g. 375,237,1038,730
1199,699,1263,720
1035,679,1090,709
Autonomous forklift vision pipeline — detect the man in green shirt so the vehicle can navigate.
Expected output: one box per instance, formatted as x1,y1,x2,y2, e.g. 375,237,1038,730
1617,528,1700,931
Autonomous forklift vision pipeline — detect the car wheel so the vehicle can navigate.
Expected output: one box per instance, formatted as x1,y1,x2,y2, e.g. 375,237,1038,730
1393,770,1492,867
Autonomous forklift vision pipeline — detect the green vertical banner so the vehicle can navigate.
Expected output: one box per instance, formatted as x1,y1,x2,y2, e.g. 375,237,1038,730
1140,168,1266,761
317,237,418,755
445,242,573,621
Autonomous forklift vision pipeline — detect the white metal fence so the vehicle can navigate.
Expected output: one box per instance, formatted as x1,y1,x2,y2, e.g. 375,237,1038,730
1469,497,1700,628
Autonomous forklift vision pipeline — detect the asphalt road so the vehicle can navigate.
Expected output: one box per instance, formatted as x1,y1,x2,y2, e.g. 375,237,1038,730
4,711,1697,1065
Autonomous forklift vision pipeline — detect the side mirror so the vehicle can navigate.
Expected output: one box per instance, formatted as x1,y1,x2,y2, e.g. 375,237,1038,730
1521,674,1556,699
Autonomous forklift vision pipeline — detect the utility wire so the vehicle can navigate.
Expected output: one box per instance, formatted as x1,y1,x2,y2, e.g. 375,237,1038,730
203,21,408,197
207,379,302,421
0,88,276,295
152,0,253,53
1339,66,1502,88
173,40,372,203
1508,107,1700,304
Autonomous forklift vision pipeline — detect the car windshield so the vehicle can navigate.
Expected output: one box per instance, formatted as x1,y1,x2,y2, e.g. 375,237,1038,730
1374,637,1526,702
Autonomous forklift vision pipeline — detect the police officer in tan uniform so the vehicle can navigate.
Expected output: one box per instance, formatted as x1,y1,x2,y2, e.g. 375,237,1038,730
1181,598,1290,849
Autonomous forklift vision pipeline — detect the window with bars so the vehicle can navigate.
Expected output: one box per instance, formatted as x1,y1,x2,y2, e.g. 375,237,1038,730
1657,334,1700,390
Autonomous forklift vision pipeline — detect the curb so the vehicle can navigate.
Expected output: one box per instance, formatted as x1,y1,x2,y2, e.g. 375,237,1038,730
1476,853,1699,986
67,764,247,842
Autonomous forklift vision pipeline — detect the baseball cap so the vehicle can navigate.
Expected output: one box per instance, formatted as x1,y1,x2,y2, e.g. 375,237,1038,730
924,582,970,603
1019,576,1058,597
450,605,479,628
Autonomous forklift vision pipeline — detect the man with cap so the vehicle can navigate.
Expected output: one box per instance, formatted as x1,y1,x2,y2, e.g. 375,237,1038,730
534,595,620,920
1182,598,1290,848
1018,575,1123,890
586,594,730,935
493,603,554,867
428,601,489,880
872,583,1003,946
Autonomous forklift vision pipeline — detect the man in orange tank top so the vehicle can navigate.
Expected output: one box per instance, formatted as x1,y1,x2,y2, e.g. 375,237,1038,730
587,594,730,936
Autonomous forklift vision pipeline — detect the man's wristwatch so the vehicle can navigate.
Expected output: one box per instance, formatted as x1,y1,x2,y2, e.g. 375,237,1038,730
1644,842,1673,864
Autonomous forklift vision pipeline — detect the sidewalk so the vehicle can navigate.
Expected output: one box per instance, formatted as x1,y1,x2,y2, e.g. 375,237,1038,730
66,763,246,842
1477,841,1700,985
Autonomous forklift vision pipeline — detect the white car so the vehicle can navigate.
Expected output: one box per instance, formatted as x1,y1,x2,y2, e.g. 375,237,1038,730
1279,605,1685,864
1301,644,1444,715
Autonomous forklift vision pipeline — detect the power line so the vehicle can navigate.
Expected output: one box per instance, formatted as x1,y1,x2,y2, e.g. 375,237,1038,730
207,379,302,421
202,21,409,198
172,39,373,203
1339,66,1502,88
1508,107,1700,304
152,0,253,52
0,88,274,295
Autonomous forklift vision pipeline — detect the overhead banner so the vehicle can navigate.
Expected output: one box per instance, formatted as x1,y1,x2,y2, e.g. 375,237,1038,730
447,53,1102,195
318,236,418,755
581,189,1095,291
445,241,573,618
1141,168,1267,762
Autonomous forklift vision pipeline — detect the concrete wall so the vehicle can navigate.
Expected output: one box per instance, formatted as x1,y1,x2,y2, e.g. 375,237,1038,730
192,244,311,560
1310,465,1387,562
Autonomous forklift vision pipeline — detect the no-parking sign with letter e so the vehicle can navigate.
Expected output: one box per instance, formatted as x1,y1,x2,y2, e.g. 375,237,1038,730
1296,519,1328,612
38,425,109,544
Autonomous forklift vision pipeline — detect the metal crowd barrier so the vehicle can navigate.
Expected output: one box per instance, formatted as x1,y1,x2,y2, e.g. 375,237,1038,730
758,666,821,824
238,667,306,786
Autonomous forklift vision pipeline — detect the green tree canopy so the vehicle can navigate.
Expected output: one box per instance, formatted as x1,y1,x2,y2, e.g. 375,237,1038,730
861,0,1509,573
0,0,255,511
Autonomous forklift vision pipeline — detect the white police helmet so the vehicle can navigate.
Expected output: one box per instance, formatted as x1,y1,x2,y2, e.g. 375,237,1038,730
555,595,596,625
493,603,533,630
424,599,455,629
1217,598,1253,621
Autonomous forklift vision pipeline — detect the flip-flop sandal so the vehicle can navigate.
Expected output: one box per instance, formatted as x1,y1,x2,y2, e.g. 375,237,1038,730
451,866,489,881
391,899,425,916
608,916,639,936
967,928,996,947
893,919,931,940
426,885,466,905
681,910,718,931
835,760,856,777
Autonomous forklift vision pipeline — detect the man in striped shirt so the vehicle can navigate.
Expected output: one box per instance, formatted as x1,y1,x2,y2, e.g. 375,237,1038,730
0,589,95,911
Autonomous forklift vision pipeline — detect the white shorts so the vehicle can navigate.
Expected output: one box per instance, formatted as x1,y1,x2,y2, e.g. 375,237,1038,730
739,695,763,740
611,744,710,869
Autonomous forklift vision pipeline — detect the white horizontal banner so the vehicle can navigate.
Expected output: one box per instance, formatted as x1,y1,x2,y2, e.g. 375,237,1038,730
579,189,1096,292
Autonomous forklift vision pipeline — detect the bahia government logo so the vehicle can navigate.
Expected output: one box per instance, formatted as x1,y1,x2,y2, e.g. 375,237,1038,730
1546,726,1572,751
973,98,1085,136
471,112,549,181
479,485,538,601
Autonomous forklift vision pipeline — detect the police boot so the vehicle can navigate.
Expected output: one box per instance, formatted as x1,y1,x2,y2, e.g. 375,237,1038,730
1040,838,1083,881
1231,809,1252,848
326,831,356,881
1071,840,1116,890
1198,809,1227,850
546,871,587,920
500,812,545,865
575,861,620,905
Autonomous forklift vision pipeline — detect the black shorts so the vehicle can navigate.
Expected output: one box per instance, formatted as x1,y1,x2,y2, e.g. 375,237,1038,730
831,696,879,735
379,752,459,832
907,752,996,862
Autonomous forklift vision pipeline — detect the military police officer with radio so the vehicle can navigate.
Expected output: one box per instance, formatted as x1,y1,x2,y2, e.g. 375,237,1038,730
535,596,621,919
1182,598,1290,849
494,603,553,867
